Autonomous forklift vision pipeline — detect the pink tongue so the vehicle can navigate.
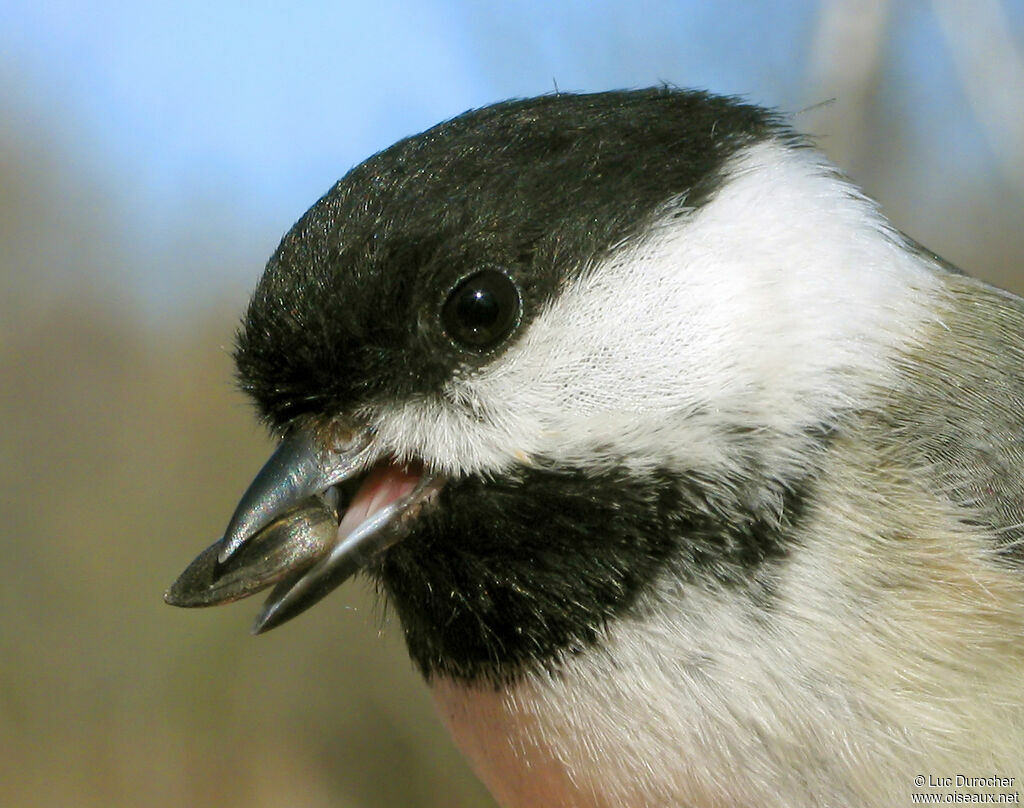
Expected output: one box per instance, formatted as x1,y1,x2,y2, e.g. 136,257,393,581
337,462,422,539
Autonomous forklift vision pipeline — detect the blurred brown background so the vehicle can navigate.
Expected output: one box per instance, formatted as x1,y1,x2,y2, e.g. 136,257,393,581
2,2,1022,806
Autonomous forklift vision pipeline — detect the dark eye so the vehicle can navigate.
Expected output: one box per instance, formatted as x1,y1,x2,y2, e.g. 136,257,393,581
442,269,522,350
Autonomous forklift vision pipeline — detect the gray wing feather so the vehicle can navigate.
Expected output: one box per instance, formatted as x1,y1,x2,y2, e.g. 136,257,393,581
888,273,1024,559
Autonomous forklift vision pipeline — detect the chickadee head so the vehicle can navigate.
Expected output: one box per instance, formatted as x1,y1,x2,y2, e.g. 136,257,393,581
168,88,1024,805
167,87,935,673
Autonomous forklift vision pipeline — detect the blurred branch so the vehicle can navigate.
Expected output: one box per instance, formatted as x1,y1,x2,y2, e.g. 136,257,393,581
932,0,1024,195
803,0,891,172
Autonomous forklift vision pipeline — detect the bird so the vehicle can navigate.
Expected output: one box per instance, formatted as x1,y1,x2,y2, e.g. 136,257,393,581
167,87,1024,807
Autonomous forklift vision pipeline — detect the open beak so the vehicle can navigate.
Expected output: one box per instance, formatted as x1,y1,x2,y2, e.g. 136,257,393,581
165,429,442,633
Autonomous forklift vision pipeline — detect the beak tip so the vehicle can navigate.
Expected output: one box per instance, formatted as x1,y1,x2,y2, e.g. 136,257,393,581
251,603,282,635
251,572,316,635
216,530,245,565
250,619,270,636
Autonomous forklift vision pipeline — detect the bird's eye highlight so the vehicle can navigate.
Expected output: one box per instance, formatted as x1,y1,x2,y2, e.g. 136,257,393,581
442,269,522,350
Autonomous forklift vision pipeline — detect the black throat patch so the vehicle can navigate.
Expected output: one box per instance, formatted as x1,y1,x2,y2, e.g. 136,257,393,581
373,459,810,685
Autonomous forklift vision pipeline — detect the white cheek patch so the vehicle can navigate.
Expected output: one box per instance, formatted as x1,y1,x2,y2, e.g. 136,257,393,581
370,141,942,478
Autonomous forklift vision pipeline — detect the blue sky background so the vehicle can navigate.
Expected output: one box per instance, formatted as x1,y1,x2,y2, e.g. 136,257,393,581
2,1,1022,316
3,7,1024,805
